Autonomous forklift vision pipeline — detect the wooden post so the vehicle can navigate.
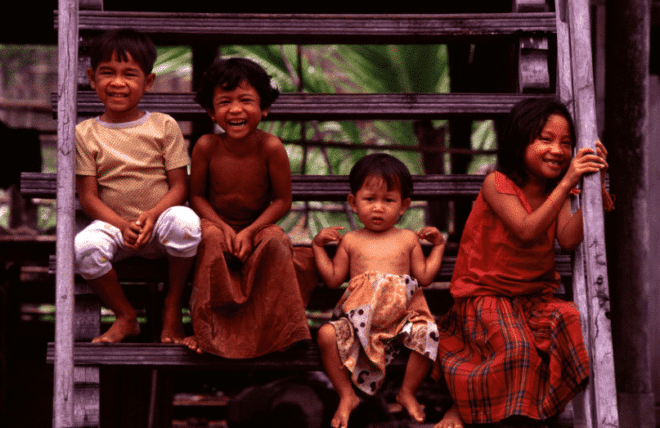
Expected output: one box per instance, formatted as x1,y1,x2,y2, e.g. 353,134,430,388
555,0,620,426
605,0,656,426
53,0,78,427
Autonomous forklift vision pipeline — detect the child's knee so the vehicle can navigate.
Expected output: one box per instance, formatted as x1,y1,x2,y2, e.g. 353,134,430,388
157,206,201,257
260,227,292,255
75,231,115,280
317,323,337,348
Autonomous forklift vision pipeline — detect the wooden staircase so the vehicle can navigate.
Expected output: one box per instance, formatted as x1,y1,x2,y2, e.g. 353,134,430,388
48,1,618,427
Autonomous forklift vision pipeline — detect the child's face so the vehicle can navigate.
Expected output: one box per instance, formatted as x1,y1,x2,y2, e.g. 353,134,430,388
524,114,572,182
86,51,155,123
348,175,411,233
207,81,269,142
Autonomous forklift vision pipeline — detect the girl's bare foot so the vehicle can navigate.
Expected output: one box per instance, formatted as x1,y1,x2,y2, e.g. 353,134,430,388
182,335,204,354
92,317,140,343
434,403,464,428
161,304,186,344
396,390,425,423
331,394,360,428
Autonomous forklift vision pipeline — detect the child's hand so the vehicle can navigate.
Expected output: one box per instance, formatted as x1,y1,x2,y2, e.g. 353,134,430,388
595,140,609,185
418,226,445,246
134,212,156,250
232,228,254,262
312,226,344,247
122,221,141,249
563,145,607,189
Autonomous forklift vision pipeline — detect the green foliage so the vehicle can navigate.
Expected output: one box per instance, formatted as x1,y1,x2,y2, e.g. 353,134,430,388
153,46,191,76
146,45,495,240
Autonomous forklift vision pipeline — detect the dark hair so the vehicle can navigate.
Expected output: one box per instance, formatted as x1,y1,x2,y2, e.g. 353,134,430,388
89,29,157,75
497,97,576,188
194,57,280,112
349,153,413,199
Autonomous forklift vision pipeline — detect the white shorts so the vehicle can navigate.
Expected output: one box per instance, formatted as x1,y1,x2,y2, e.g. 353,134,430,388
74,206,201,280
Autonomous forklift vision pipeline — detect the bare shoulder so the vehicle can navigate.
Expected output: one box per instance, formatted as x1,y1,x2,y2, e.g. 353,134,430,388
341,230,359,244
482,172,498,193
397,228,420,248
258,131,286,155
481,171,506,205
397,228,418,241
339,230,361,251
192,133,221,157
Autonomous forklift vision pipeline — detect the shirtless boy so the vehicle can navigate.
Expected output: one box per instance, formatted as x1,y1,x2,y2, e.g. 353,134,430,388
184,58,314,358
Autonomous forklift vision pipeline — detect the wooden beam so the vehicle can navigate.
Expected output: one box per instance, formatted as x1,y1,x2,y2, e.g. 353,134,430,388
58,12,557,45
22,172,487,200
555,0,620,426
53,1,78,427
53,91,552,121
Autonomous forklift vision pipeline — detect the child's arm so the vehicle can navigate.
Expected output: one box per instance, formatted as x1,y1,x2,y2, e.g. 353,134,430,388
189,134,239,249
312,226,350,289
77,175,141,249
134,166,189,249
483,146,605,245
410,227,446,286
556,141,609,250
232,135,293,261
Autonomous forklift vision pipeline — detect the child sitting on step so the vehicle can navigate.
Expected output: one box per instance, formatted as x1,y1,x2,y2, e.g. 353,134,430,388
433,97,612,428
183,57,318,358
74,29,201,344
312,153,446,428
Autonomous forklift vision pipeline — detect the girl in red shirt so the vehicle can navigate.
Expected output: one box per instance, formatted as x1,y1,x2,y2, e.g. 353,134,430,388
433,98,611,428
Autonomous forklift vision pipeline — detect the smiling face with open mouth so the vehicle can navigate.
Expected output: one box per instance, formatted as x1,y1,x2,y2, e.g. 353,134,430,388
524,113,573,183
208,81,270,143
87,51,155,123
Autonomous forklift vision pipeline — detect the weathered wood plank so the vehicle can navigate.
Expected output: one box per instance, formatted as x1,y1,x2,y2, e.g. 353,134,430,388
53,92,553,121
46,252,575,284
22,172,488,200
53,1,78,427
555,0,619,426
43,342,401,371
56,11,556,44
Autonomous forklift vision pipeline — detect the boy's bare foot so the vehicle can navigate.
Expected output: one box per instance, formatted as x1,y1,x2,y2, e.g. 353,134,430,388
396,390,426,423
161,304,186,344
183,335,204,354
92,317,140,343
433,403,464,428
331,394,360,428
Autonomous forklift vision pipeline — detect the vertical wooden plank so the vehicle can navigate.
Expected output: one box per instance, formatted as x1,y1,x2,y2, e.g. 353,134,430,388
73,367,100,427
561,0,620,426
554,3,594,427
605,0,654,425
513,1,550,93
54,0,78,427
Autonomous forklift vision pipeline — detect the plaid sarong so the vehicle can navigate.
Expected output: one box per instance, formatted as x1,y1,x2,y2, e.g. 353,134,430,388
432,293,589,423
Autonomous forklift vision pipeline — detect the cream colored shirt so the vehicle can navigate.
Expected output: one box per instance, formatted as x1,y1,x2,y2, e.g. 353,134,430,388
76,112,190,222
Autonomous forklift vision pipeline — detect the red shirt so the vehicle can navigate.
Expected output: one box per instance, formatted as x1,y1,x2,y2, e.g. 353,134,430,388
450,172,560,299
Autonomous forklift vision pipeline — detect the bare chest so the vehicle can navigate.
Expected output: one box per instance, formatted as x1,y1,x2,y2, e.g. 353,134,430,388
348,236,412,277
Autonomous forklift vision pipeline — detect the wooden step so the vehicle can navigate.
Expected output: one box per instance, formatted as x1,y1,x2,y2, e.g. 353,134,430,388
44,342,405,371
21,172,488,200
45,251,574,285
53,92,551,121
58,11,556,44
